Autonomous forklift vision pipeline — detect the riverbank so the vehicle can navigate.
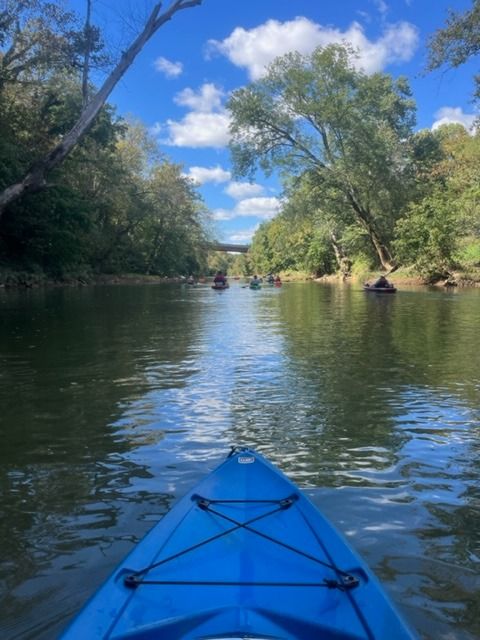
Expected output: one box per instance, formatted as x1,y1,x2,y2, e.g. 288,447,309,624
3,266,480,289
356,266,480,287
304,266,480,288
274,268,430,285
0,270,186,289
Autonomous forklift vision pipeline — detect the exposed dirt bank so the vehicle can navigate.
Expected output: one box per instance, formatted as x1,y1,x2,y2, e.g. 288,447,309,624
313,271,480,288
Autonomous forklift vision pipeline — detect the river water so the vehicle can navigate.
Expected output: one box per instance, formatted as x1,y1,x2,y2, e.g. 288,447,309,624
0,282,479,639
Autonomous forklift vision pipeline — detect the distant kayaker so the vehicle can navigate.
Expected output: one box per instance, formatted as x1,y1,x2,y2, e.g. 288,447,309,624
274,275,281,284
186,275,195,285
214,271,227,285
373,275,391,288
251,275,260,285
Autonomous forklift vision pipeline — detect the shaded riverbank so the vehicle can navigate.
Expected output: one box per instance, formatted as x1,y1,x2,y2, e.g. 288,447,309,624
0,270,183,289
2,264,480,289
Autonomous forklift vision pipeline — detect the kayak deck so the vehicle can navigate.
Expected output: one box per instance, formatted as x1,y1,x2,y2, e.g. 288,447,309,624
60,449,415,639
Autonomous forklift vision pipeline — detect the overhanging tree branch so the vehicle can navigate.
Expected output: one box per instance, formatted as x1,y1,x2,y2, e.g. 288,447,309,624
0,0,203,219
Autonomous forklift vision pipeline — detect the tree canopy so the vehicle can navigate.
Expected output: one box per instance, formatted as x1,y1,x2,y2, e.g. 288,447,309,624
0,0,203,218
0,1,211,281
230,42,480,282
427,0,480,100
228,44,416,270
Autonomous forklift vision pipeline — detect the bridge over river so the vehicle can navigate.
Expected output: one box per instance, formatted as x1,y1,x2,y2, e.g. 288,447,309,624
209,242,250,253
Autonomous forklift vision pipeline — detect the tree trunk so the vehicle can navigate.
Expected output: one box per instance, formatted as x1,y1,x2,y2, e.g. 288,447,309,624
367,225,397,272
145,228,162,275
330,232,352,276
0,0,202,219
346,191,396,271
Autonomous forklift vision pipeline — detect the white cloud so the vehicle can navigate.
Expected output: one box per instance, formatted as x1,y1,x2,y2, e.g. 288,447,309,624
149,122,163,136
431,107,477,132
378,22,419,66
212,208,235,221
373,0,389,16
224,181,264,199
186,165,231,185
356,10,372,23
228,227,259,243
235,197,280,218
155,83,231,148
208,17,418,79
153,56,183,77
174,83,224,112
213,197,281,221
162,111,231,148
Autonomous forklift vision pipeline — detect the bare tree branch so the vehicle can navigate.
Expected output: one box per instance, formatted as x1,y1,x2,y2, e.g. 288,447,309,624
82,0,93,108
0,0,203,218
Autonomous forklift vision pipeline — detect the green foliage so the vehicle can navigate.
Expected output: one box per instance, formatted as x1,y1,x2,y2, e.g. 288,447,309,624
228,43,416,268
304,231,336,276
137,162,209,276
247,102,480,282
427,1,480,100
0,70,210,277
454,238,480,267
392,124,480,279
228,253,250,276
207,252,235,276
0,2,211,280
0,184,92,276
394,189,457,279
0,1,89,89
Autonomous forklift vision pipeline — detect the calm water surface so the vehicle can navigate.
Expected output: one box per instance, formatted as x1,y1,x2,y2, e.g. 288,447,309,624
0,282,479,639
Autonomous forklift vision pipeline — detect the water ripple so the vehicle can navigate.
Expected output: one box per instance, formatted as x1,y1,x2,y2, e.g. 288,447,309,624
1,283,480,639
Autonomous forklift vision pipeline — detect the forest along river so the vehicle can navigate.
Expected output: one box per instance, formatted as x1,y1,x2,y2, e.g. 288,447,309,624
0,281,479,639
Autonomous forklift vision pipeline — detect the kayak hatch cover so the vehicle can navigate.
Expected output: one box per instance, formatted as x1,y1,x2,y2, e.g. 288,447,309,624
59,448,416,640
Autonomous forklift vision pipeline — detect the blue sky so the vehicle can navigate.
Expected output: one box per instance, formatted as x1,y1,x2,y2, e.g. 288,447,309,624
82,0,478,244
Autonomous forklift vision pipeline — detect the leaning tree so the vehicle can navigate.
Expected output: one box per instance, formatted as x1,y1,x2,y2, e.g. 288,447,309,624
0,0,203,218
228,44,417,271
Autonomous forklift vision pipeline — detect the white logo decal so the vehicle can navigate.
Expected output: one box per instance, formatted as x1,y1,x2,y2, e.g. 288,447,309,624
238,456,255,464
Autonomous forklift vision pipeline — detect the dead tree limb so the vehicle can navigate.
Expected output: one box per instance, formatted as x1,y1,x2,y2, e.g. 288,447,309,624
0,0,203,218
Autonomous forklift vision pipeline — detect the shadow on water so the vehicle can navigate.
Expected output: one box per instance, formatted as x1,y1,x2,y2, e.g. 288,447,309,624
0,282,479,639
